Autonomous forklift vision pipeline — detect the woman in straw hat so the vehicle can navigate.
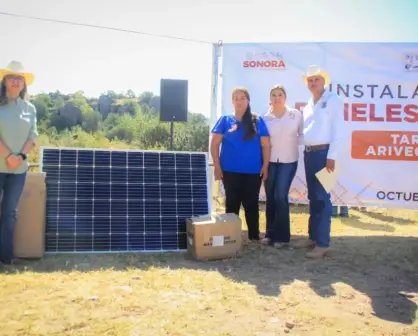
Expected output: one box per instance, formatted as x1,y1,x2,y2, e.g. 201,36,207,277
0,61,38,265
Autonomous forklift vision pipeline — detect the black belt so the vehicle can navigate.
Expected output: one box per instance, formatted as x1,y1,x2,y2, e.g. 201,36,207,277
305,144,329,152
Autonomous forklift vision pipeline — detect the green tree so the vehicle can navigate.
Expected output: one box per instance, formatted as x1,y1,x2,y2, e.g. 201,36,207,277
126,89,136,98
31,96,49,120
138,91,155,107
30,89,209,155
82,109,102,133
105,114,136,142
119,101,140,116
54,97,65,109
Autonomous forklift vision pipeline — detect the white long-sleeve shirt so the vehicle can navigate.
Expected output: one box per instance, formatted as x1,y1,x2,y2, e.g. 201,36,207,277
302,90,345,160
263,106,304,163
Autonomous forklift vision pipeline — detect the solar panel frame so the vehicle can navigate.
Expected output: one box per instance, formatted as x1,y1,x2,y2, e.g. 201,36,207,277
40,146,211,254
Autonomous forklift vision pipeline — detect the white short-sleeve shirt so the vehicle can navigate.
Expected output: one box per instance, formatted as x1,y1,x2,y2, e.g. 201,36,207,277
263,106,303,163
302,90,345,160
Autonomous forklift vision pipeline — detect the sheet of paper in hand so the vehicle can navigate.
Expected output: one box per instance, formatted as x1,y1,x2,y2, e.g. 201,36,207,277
315,161,341,193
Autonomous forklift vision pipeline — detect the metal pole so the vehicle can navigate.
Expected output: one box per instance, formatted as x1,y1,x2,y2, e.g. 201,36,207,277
170,121,174,150
208,41,221,213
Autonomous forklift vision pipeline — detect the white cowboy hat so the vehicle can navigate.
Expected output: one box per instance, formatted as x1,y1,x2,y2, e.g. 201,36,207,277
0,61,35,85
302,65,331,87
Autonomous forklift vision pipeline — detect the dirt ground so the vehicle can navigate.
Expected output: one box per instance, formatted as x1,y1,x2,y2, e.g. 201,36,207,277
0,205,417,336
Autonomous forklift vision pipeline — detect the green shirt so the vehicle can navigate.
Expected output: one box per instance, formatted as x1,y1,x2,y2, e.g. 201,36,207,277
0,98,38,174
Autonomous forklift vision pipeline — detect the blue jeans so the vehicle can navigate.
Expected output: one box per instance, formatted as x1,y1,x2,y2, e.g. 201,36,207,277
304,149,332,248
332,205,349,216
265,161,298,243
0,172,27,263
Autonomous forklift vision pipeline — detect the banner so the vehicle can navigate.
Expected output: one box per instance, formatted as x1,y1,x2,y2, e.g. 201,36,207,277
218,42,418,209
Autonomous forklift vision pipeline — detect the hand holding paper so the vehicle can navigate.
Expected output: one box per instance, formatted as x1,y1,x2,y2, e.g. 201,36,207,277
325,159,335,173
315,161,341,193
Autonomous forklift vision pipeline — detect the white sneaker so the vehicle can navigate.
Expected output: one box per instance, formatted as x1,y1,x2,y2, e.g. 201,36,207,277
261,237,271,245
273,242,289,248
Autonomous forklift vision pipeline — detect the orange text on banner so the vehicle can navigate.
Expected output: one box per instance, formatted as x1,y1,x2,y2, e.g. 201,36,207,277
351,131,418,161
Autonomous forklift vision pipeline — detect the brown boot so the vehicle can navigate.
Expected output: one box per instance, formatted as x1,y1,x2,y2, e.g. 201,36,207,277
305,247,331,258
291,239,315,249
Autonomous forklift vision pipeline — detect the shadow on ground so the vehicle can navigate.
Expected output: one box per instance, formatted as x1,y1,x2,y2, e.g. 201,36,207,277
361,210,416,225
340,215,397,232
2,235,417,326
290,204,416,231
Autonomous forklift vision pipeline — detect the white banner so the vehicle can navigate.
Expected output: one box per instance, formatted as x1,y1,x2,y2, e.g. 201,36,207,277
218,42,418,209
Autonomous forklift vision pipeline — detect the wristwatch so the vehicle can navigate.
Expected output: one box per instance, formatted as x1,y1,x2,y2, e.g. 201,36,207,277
18,153,27,161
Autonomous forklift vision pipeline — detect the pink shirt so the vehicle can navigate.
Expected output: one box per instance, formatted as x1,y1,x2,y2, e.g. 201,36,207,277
263,107,304,163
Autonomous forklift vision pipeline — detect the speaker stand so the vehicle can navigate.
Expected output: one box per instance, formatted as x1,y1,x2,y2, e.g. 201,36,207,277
169,121,174,151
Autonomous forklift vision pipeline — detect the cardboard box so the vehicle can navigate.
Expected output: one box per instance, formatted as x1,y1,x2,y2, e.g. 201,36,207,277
186,213,242,261
13,172,46,259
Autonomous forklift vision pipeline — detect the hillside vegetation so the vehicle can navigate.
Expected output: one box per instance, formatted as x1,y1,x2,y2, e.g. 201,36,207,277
29,90,209,165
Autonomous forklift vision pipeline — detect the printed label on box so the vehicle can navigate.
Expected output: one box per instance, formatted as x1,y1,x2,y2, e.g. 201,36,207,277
212,235,224,247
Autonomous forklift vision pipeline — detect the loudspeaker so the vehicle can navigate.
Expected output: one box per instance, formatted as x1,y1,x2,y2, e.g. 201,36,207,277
160,79,188,122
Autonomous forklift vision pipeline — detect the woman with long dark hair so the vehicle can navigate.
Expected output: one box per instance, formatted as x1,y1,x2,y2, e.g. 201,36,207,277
0,61,38,265
210,88,270,242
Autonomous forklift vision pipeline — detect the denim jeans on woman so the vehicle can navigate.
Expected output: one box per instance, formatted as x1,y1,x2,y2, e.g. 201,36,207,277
0,171,27,264
265,161,298,243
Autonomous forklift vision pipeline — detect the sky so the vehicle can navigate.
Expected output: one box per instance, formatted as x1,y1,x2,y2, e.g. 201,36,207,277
0,0,417,117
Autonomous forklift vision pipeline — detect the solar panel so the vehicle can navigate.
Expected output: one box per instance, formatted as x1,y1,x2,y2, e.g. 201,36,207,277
40,147,210,253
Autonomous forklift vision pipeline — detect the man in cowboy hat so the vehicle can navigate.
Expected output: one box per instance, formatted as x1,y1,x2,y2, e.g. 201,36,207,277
293,65,345,258
0,60,38,265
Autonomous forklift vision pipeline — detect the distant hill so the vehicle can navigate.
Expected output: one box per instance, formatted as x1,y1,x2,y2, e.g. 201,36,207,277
28,89,209,166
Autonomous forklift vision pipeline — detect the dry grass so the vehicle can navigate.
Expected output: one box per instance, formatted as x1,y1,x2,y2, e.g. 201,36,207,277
1,206,417,336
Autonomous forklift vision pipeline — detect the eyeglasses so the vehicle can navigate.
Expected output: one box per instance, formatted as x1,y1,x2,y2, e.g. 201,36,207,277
5,75,24,81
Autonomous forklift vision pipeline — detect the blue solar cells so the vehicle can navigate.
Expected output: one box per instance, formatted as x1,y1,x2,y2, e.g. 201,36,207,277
41,147,210,253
